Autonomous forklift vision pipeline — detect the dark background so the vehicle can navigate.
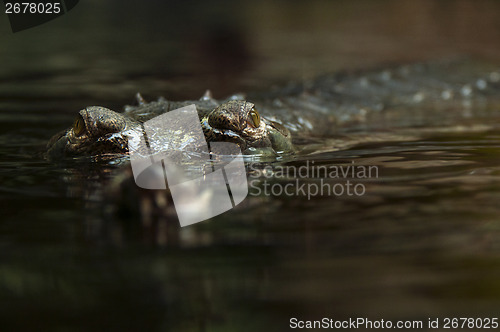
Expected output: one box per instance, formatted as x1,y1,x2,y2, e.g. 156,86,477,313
2,0,500,108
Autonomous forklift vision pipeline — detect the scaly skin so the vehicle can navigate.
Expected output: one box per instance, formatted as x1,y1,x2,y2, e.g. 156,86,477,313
46,95,294,159
47,106,140,158
201,100,293,153
47,60,500,160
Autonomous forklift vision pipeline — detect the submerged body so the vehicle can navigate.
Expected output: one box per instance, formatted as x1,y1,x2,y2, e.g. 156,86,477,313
47,60,500,159
44,59,500,231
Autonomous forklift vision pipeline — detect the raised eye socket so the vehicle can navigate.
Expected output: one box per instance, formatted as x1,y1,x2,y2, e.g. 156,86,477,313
73,115,86,136
248,108,261,128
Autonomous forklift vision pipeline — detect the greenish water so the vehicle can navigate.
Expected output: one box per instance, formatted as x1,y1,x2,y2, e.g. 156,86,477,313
2,1,500,331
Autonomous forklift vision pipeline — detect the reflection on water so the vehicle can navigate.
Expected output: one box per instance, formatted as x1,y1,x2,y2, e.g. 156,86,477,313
4,126,500,330
2,0,500,331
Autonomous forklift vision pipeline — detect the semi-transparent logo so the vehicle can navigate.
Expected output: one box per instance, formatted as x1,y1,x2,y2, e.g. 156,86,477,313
128,104,248,227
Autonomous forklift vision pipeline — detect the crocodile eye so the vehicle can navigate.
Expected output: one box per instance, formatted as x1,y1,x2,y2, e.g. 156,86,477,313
73,115,86,136
248,108,260,128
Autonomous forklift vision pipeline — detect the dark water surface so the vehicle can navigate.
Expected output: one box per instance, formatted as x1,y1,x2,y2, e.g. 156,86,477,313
2,1,500,331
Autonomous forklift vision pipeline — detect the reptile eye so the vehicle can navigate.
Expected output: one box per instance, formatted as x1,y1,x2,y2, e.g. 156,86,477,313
73,115,86,136
248,108,261,128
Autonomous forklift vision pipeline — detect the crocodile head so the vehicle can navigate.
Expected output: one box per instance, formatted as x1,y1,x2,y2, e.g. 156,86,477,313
201,100,294,156
47,100,294,159
46,106,142,159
